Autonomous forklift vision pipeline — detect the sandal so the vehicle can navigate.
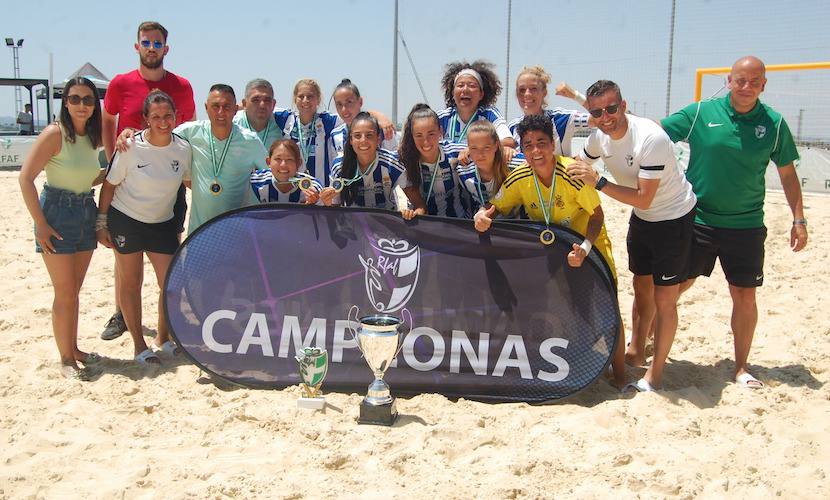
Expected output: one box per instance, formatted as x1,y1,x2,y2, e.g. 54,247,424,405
135,349,161,365
160,340,180,356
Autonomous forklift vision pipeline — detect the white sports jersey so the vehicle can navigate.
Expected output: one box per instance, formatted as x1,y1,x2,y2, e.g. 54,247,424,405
274,108,342,187
580,114,696,222
398,140,469,218
437,106,511,144
329,149,406,209
250,169,323,204
107,131,191,223
508,107,590,157
328,123,400,161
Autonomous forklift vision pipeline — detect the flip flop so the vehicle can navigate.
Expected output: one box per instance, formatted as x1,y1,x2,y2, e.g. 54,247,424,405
135,349,161,365
159,340,180,356
735,372,765,389
623,377,657,393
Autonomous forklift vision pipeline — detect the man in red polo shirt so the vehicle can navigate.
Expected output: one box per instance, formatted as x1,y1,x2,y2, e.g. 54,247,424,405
100,21,195,341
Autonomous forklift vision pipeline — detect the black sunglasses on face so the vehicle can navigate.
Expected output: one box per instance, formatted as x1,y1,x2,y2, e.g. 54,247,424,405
588,103,620,118
67,95,96,106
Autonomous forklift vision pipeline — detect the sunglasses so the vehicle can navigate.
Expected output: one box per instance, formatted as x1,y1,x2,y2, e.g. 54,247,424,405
588,103,620,118
140,40,164,49
66,95,96,106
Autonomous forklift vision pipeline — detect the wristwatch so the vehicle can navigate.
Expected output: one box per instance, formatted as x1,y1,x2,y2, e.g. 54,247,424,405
595,176,608,191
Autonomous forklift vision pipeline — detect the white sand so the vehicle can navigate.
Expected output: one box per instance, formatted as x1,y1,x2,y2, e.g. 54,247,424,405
1,171,828,498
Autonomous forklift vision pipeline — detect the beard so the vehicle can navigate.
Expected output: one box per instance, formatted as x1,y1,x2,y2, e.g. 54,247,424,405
140,53,164,70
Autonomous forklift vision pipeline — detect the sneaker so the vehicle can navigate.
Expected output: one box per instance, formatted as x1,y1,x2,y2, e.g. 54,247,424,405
100,311,127,340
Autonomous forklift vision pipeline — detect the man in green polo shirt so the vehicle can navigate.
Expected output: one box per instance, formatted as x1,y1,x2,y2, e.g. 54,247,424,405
661,55,808,389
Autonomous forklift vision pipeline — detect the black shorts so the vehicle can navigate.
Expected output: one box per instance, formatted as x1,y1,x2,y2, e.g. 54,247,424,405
107,206,179,255
688,224,766,288
626,208,695,286
172,183,187,234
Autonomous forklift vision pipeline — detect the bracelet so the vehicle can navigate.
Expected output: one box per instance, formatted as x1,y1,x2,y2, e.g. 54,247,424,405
574,91,587,105
579,239,593,254
595,176,608,191
793,218,807,226
95,214,108,231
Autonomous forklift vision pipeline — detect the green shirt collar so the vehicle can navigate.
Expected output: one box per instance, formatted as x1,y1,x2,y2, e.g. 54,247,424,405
723,92,763,120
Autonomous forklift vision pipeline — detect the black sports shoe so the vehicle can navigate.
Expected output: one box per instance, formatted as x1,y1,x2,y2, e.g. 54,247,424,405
100,311,127,340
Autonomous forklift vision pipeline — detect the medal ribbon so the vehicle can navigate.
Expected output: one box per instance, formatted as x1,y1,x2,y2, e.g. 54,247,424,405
342,155,378,187
295,113,317,164
531,167,557,228
209,127,234,181
449,110,478,143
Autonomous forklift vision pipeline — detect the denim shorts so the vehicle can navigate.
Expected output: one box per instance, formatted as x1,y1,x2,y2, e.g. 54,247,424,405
36,184,97,254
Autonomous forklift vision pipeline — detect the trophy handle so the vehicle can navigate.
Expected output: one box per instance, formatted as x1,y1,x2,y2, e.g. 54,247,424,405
347,305,364,355
396,308,413,358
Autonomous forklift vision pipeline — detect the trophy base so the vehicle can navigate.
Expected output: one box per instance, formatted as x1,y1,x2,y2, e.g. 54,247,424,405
297,397,326,410
358,398,398,426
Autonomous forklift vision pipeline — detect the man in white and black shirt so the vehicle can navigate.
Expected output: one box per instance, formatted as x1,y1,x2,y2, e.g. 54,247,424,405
567,80,696,393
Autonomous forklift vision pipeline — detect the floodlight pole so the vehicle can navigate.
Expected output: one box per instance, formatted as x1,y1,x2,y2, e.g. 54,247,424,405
6,37,24,113
504,0,513,118
665,0,677,116
392,0,399,127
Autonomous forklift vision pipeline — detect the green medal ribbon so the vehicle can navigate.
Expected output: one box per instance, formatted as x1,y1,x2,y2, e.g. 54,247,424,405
449,110,478,143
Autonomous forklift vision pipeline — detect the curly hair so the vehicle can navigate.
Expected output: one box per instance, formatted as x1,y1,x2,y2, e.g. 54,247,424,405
441,60,502,108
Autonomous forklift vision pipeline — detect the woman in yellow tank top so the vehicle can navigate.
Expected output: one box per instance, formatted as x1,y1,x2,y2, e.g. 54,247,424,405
19,77,104,381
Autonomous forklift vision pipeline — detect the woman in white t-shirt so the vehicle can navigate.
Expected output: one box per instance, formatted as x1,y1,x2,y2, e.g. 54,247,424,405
96,90,191,365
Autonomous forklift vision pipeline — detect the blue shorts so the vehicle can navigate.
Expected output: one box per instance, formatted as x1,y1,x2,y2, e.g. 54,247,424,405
36,184,97,254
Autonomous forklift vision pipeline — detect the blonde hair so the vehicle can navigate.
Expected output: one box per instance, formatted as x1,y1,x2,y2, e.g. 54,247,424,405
516,65,551,107
467,120,509,193
293,78,322,100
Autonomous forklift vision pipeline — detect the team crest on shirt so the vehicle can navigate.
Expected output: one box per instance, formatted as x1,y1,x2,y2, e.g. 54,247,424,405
555,194,565,209
755,125,766,139
358,238,420,313
171,160,180,172
625,154,634,167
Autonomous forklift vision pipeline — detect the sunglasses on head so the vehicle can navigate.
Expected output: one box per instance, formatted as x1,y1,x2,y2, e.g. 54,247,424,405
588,103,620,118
140,40,164,49
66,95,96,106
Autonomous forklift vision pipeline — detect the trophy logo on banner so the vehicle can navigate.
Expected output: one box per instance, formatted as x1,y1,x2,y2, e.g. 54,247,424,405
358,238,420,313
295,347,328,410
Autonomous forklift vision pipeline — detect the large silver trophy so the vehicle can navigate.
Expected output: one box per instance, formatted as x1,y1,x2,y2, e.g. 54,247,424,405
348,306,411,426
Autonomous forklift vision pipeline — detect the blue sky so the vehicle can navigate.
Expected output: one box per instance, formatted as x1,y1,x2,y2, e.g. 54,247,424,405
2,0,828,138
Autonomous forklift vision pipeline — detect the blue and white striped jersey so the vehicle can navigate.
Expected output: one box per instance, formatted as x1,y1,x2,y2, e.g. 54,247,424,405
329,149,406,209
508,108,590,157
250,168,323,204
328,123,400,161
273,108,341,187
456,153,526,213
437,106,512,144
398,140,469,218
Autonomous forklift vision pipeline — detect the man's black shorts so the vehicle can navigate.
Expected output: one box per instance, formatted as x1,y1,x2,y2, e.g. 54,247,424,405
626,208,695,286
687,224,766,287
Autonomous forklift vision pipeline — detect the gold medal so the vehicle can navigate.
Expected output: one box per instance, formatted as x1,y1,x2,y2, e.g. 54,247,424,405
298,177,313,191
210,180,222,195
540,229,555,245
331,178,345,193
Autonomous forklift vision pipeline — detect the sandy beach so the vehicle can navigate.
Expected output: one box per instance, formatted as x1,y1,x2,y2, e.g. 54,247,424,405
1,170,828,499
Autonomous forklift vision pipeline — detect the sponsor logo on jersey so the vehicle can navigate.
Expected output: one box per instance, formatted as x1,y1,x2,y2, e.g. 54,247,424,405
755,125,766,139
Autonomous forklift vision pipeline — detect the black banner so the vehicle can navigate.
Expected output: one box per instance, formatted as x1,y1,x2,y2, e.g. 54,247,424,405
164,205,620,402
